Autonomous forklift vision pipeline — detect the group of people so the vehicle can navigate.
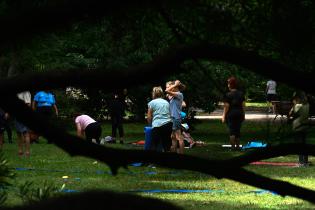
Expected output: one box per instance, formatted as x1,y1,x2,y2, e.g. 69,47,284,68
0,90,58,157
222,76,311,166
147,80,186,154
1,77,310,167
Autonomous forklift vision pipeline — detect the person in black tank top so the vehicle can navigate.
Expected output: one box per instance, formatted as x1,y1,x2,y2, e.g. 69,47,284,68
222,77,245,150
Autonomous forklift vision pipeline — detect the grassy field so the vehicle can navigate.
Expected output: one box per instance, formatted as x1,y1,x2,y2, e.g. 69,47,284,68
245,102,269,107
2,119,315,209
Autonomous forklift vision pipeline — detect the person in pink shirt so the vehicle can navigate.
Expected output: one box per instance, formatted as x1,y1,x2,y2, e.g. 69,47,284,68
74,113,102,144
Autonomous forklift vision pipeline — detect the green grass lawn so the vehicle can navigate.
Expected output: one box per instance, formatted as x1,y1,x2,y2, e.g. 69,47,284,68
245,102,268,107
2,119,315,209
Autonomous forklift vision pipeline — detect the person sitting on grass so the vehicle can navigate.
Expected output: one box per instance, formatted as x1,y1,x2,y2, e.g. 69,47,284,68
74,113,102,144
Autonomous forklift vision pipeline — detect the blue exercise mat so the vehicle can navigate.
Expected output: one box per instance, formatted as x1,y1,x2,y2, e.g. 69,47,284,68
129,189,223,193
129,162,143,167
129,189,278,196
248,189,278,195
60,189,79,193
242,141,268,150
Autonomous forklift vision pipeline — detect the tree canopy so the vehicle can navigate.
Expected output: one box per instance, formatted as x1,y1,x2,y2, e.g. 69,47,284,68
1,0,314,119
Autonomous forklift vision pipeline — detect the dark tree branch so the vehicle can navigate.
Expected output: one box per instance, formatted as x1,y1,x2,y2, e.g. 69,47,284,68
158,7,227,94
0,0,191,48
1,190,181,210
0,42,313,95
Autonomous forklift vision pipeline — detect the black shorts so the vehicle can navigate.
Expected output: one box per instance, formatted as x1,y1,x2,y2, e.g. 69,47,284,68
85,122,102,143
266,94,277,102
226,111,244,138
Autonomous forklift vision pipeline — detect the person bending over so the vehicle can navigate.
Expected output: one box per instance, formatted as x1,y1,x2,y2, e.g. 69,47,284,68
74,113,102,144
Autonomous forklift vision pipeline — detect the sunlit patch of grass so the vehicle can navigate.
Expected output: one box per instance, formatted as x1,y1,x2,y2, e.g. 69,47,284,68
245,102,268,107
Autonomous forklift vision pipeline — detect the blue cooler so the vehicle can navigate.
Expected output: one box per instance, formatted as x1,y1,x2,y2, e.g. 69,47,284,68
144,126,153,150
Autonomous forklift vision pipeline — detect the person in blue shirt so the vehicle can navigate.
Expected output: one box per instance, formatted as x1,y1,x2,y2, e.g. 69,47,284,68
32,90,58,117
32,90,58,144
147,86,172,152
165,80,186,154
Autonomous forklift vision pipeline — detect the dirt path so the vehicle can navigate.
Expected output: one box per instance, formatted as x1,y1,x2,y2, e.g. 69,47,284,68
195,109,278,121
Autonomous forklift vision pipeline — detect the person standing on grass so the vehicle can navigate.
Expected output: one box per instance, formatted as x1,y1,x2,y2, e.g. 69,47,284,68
289,91,310,167
222,77,245,151
109,93,125,144
147,86,172,152
16,91,32,157
32,90,58,144
165,80,186,154
74,113,102,144
266,79,277,113
32,90,59,117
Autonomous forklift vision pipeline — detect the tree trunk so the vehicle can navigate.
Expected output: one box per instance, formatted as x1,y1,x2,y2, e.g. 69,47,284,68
7,52,18,78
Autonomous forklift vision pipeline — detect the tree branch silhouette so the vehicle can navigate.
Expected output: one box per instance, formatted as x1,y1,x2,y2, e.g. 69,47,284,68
0,190,181,210
0,0,189,48
0,42,313,95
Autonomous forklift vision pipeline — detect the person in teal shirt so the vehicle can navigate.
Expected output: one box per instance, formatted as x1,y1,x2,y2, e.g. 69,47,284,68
147,86,172,152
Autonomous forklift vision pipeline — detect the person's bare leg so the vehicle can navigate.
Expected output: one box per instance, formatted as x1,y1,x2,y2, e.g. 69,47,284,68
176,130,185,154
17,133,24,156
267,101,272,113
119,136,124,144
170,132,177,152
24,133,30,157
230,135,236,150
272,103,276,114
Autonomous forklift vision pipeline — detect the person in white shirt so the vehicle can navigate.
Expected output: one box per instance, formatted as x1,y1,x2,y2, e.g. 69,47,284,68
16,91,32,157
265,79,277,113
